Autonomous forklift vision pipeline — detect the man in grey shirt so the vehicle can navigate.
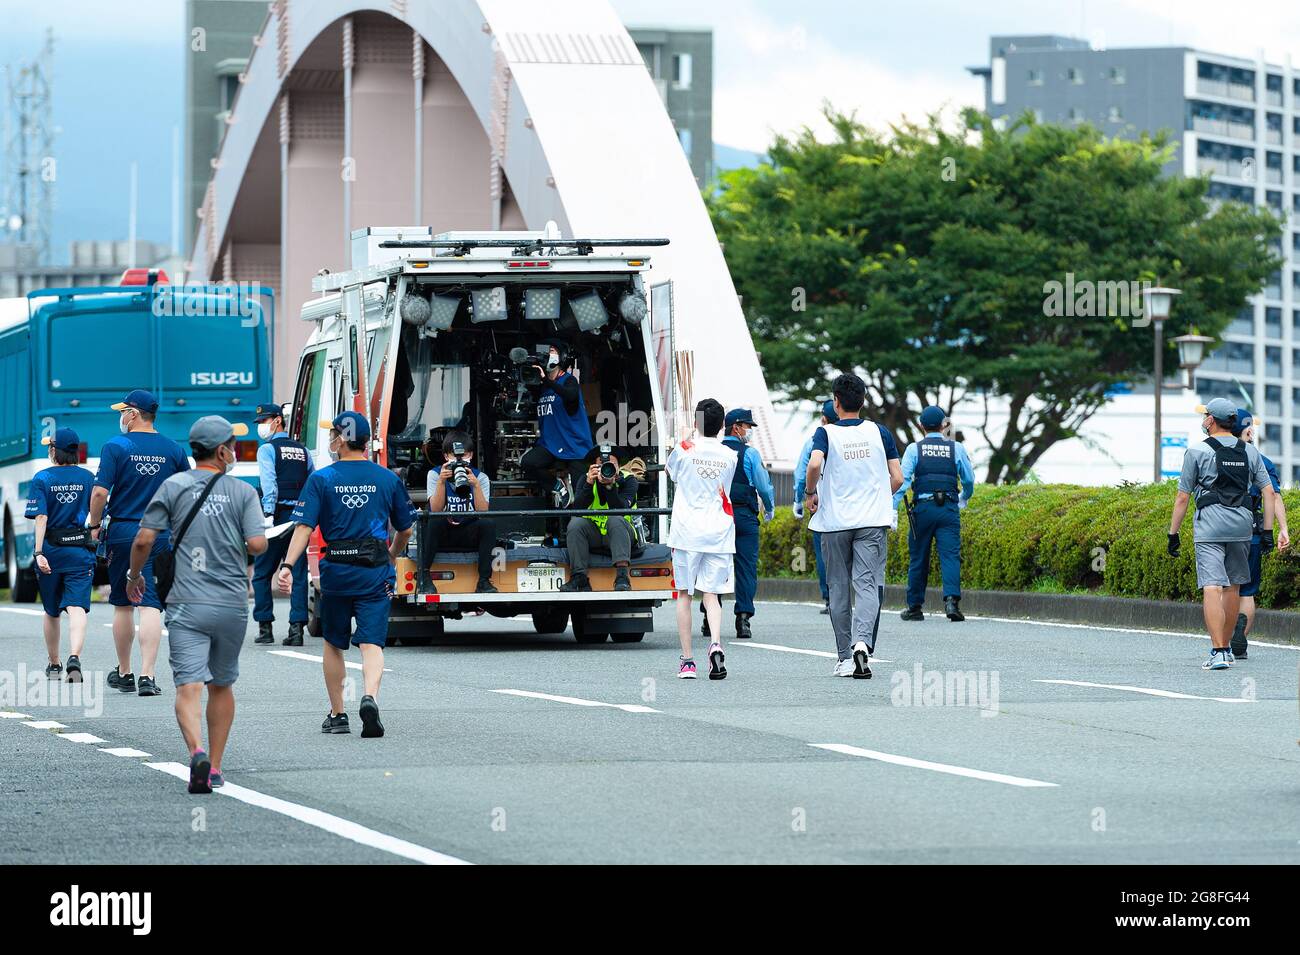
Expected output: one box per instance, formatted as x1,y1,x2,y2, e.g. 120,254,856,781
128,416,267,793
1168,398,1276,671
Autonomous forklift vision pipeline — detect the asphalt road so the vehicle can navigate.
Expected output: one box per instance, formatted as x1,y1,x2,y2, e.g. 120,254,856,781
2,598,1298,865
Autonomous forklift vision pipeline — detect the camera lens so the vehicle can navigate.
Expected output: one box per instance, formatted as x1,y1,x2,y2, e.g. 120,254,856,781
600,461,617,481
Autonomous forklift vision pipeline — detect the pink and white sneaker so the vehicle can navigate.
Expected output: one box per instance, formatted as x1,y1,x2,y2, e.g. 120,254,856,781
678,657,697,679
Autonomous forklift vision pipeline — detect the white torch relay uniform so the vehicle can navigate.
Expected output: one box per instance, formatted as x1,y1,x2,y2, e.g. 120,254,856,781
666,436,739,594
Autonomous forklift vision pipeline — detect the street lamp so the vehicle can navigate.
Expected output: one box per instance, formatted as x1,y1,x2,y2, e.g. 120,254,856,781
1143,285,1182,483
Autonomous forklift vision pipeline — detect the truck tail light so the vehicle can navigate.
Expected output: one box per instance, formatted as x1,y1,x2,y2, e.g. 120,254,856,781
629,567,672,577
235,440,259,462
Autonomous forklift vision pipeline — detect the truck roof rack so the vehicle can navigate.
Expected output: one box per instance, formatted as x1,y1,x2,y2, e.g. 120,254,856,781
377,237,670,257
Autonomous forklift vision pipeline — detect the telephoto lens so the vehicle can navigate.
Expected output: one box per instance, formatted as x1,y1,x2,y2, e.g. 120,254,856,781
600,460,617,481
452,460,471,496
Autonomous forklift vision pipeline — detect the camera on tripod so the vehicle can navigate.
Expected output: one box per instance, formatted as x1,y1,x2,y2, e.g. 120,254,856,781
597,444,617,482
449,441,472,497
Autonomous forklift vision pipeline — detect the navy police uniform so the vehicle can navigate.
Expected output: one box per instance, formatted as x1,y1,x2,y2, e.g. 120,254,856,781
251,402,313,637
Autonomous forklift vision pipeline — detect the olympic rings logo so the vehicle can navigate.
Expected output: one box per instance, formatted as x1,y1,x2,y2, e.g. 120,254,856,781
340,494,370,509
696,465,724,481
200,501,224,517
55,491,79,504
135,462,161,476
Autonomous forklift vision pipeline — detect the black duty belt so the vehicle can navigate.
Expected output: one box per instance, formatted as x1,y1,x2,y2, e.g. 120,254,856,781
322,537,390,568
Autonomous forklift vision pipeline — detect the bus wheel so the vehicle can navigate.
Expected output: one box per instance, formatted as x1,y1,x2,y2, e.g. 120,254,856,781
4,519,37,603
610,632,646,644
306,583,323,638
532,608,568,635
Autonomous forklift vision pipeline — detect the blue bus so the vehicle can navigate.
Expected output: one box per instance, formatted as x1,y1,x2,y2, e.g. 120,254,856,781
0,274,273,601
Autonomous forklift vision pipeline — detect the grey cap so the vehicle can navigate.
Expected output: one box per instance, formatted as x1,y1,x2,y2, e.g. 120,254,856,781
189,415,249,450
1195,398,1238,424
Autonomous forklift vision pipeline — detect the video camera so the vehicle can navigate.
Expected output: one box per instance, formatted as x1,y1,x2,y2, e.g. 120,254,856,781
507,346,549,385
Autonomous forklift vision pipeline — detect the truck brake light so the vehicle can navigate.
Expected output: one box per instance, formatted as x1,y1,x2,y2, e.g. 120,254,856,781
119,268,171,286
629,567,672,577
506,260,551,269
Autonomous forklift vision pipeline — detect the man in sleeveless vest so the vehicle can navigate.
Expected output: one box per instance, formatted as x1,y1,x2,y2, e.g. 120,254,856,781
251,402,314,646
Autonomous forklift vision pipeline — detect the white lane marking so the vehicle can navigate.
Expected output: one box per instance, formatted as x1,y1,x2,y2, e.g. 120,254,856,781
99,747,152,758
1035,679,1255,704
0,607,45,616
21,720,67,730
964,613,1300,650
736,641,893,663
144,761,471,865
493,688,660,714
58,732,107,744
268,649,391,673
810,742,1058,788
0,711,33,719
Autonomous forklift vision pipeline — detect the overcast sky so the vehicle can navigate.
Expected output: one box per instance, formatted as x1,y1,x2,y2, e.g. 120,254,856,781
3,0,1299,259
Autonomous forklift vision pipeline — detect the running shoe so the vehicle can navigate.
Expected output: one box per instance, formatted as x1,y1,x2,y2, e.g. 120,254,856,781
708,642,727,680
44,661,63,678
359,695,384,738
110,668,136,693
852,640,873,679
137,675,161,697
677,657,697,679
1201,649,1231,671
209,770,225,789
832,659,856,677
65,655,82,683
321,711,351,734
188,749,212,794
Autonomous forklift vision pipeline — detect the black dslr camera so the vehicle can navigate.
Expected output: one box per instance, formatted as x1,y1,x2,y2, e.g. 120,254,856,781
450,441,472,497
598,444,617,482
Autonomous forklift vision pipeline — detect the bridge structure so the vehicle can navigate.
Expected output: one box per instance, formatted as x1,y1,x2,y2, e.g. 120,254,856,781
190,0,786,464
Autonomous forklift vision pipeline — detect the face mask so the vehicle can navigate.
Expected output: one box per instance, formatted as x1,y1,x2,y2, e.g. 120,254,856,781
1201,418,1211,436
328,436,341,462
119,412,132,434
257,422,275,441
738,428,752,445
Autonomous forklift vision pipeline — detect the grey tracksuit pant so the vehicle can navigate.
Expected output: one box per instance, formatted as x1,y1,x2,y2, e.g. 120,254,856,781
820,525,888,660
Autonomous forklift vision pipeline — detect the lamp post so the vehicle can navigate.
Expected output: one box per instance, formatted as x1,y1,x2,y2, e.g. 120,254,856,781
1143,286,1182,482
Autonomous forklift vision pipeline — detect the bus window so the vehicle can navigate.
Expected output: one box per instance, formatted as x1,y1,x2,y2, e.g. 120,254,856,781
292,350,325,450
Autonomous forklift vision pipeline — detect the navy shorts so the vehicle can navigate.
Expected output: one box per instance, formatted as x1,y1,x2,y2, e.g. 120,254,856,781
320,590,393,650
107,536,168,610
1240,535,1263,598
37,563,93,617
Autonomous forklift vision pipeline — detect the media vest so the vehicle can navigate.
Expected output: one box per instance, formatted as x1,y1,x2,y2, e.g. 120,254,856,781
913,434,959,496
721,436,759,517
808,422,895,533
537,371,594,460
269,435,311,514
443,466,483,525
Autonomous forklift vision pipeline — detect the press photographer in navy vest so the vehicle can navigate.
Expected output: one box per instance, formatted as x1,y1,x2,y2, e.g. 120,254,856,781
250,401,314,646
424,430,499,594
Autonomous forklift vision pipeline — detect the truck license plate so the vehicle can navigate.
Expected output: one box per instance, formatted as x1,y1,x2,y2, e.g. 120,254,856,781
517,566,565,592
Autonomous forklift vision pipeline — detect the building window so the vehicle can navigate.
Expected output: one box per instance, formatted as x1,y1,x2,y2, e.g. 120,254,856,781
1201,341,1254,374
1266,384,1283,416
672,52,692,90
1267,191,1283,212
1109,66,1126,84
1267,345,1282,377
1107,105,1123,122
1027,68,1044,85
1266,307,1282,339
677,127,693,155
1066,67,1084,85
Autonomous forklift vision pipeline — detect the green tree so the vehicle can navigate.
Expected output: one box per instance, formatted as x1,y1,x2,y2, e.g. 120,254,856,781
707,108,1282,482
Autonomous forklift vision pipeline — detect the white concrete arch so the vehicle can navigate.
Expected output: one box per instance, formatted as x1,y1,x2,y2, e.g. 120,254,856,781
192,0,787,464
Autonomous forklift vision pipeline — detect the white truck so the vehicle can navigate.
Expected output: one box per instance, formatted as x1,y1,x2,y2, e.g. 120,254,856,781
289,224,681,645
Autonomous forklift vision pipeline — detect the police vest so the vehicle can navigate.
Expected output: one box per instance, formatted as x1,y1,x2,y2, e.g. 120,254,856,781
1195,437,1250,511
537,372,594,460
913,434,959,496
808,422,895,533
444,466,483,525
586,472,637,536
722,437,759,516
270,436,311,513
1248,453,1276,534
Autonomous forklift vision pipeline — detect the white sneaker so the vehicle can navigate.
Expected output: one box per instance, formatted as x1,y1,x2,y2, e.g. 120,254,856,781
832,659,855,677
851,641,872,680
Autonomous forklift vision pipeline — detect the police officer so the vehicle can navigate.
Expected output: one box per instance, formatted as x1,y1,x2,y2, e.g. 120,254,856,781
86,389,191,697
701,409,773,640
794,400,839,614
277,412,415,738
25,428,96,682
1228,409,1290,658
520,340,593,507
251,401,314,646
894,405,974,622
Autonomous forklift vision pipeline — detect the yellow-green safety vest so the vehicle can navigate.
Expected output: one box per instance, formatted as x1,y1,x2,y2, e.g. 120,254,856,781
587,471,637,536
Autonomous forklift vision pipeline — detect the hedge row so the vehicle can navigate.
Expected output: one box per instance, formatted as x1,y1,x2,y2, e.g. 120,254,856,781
758,482,1300,609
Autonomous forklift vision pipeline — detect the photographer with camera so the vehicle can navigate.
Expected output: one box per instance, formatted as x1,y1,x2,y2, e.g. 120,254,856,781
425,430,498,594
559,444,640,593
520,340,593,507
